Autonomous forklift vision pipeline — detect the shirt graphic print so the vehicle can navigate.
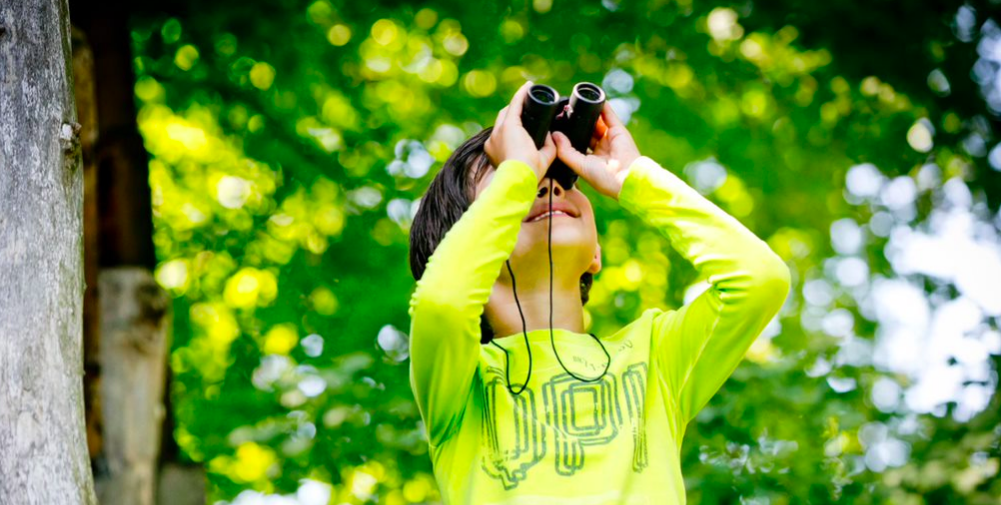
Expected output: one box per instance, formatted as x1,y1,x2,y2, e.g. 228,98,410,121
479,359,650,488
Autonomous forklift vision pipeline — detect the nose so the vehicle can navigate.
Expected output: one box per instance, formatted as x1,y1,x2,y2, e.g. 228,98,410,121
537,178,569,198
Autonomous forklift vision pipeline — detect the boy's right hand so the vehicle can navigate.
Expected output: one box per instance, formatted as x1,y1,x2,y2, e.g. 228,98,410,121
485,80,557,181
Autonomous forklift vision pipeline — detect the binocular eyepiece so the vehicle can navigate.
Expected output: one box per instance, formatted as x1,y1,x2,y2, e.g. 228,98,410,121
520,82,606,191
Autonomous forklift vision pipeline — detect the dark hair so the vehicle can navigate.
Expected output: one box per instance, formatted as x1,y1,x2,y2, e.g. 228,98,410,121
408,126,594,344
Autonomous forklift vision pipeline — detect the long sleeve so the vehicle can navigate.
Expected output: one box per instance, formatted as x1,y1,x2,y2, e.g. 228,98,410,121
408,159,539,447
617,156,791,427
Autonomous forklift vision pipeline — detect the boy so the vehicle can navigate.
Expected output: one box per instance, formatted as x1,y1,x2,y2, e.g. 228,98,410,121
407,81,791,504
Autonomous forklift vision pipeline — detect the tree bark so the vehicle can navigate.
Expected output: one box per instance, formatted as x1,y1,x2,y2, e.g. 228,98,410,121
96,269,170,505
0,0,98,503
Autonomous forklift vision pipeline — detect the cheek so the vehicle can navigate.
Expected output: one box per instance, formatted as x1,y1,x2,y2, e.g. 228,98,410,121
573,197,596,228
472,171,495,199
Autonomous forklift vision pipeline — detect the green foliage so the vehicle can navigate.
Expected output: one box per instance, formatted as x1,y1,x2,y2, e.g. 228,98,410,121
132,0,1001,503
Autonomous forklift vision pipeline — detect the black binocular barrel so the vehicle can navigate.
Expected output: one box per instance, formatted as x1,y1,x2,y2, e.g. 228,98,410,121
560,82,606,154
520,84,560,149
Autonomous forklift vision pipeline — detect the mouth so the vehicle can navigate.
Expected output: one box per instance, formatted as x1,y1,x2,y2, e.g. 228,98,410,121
526,209,578,223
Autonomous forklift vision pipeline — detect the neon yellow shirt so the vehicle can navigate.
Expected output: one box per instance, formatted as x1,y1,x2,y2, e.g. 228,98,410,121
408,156,791,505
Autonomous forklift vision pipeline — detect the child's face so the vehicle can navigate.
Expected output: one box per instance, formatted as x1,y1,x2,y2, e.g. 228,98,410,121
472,163,602,280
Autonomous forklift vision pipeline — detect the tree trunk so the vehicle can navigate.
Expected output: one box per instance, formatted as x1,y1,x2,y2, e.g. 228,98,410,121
67,2,202,503
96,269,171,505
0,0,98,503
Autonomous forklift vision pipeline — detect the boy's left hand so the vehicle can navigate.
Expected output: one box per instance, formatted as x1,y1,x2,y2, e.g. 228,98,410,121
552,101,640,201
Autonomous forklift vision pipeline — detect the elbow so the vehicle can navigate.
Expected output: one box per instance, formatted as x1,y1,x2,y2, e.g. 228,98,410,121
409,275,461,319
409,287,481,344
753,253,792,308
410,289,467,323
764,253,791,290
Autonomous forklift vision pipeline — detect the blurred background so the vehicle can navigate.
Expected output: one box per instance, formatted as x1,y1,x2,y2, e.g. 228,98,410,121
67,0,1001,503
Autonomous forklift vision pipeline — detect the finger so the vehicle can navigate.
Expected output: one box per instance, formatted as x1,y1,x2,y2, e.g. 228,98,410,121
494,105,509,128
539,132,557,172
553,131,588,174
505,80,534,127
589,118,607,152
601,101,625,129
594,117,608,140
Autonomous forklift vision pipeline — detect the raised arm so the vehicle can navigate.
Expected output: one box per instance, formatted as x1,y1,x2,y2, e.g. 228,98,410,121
551,100,790,429
617,156,791,426
408,158,539,446
409,81,555,447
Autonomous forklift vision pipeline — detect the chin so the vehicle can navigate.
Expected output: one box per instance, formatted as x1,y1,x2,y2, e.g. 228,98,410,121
516,221,596,256
520,236,595,263
526,226,589,243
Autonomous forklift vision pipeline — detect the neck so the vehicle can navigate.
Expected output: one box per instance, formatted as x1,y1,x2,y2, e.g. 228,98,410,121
485,274,585,340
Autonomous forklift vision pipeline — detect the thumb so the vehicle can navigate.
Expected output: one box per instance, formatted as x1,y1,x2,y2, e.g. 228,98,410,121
553,131,588,173
540,132,557,172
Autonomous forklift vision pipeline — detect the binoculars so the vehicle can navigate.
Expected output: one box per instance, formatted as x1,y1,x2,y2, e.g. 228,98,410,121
520,82,606,191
